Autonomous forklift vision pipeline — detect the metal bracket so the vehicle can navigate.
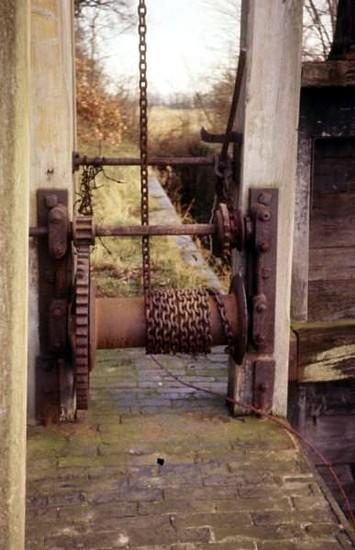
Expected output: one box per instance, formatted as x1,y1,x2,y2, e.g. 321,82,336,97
248,189,278,354
200,127,242,145
253,360,275,412
36,190,72,423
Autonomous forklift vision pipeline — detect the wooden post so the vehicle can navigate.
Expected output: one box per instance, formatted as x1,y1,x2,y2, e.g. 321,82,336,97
230,0,303,416
28,0,76,422
0,1,30,547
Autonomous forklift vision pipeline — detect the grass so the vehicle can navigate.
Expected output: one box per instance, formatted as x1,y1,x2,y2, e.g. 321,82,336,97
77,141,214,297
77,104,230,297
148,105,212,138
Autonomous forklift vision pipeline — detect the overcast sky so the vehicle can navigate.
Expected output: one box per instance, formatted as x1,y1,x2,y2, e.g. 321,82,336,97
93,0,240,99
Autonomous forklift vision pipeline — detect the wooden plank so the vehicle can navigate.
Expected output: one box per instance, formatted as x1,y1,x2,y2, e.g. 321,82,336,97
292,321,355,382
302,60,355,87
309,247,355,281
304,416,355,464
309,193,355,249
308,280,355,321
289,330,298,382
301,381,355,416
291,132,311,321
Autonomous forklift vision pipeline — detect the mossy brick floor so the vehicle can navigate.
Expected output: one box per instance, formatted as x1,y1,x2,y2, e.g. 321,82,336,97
26,348,355,549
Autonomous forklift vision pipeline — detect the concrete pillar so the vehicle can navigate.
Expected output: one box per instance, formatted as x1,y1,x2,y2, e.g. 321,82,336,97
0,2,30,548
28,0,76,422
232,0,303,415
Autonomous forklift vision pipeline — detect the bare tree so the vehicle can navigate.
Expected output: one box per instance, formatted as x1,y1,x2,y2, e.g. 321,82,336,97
75,0,134,22
303,0,338,60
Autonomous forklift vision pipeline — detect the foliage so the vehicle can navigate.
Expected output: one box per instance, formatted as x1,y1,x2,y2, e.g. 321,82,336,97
76,53,125,147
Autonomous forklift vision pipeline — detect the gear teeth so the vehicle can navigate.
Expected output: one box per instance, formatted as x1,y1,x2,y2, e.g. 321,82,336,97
75,245,91,410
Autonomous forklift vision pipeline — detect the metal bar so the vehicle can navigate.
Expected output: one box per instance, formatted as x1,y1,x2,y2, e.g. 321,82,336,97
95,223,216,237
29,223,216,238
29,227,48,237
73,153,214,169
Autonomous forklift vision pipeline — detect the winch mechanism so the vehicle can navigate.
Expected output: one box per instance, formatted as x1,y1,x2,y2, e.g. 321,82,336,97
29,0,278,421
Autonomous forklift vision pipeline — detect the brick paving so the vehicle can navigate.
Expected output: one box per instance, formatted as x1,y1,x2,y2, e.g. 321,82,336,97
26,348,355,549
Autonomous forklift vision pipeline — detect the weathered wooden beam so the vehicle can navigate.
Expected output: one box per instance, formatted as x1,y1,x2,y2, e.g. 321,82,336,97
302,61,355,87
290,321,355,383
229,0,303,416
0,1,30,548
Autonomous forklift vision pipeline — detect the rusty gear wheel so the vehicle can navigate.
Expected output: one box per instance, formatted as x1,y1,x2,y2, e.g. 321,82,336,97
213,203,245,257
74,247,91,410
213,202,232,258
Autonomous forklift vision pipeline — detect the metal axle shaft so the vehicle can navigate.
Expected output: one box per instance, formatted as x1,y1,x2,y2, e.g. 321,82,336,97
29,223,216,238
73,153,214,170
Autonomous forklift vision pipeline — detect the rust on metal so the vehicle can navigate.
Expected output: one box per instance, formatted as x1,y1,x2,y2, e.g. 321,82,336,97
95,292,242,351
36,190,72,423
72,152,214,171
200,127,242,145
30,222,216,238
47,203,69,259
253,360,275,413
49,299,68,353
74,248,91,410
73,215,95,246
95,223,216,237
229,274,248,364
146,288,212,354
249,189,278,354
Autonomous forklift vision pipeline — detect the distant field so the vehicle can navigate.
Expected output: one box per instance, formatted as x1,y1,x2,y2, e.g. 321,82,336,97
149,106,212,138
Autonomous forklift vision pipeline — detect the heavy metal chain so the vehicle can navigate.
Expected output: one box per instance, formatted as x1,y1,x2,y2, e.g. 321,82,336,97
137,0,235,357
138,0,151,314
146,288,212,355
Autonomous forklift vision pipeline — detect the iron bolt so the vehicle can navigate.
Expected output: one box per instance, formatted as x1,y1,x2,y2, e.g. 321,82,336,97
257,192,272,206
45,194,58,208
258,210,271,222
52,307,64,318
258,240,270,252
254,333,266,345
261,268,271,279
256,303,267,313
51,210,63,222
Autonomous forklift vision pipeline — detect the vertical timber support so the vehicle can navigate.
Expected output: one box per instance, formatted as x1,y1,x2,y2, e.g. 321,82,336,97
0,1,30,548
29,0,76,422
229,0,303,416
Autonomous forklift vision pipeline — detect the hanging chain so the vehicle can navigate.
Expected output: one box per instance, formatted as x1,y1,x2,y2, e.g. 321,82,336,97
138,0,150,298
136,0,235,357
77,165,102,215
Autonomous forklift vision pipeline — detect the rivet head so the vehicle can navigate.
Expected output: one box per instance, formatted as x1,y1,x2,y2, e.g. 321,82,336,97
256,303,267,313
254,333,266,344
45,194,58,208
257,192,272,206
258,210,271,222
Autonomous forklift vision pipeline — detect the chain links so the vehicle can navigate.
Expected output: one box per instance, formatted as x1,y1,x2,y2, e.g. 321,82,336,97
146,288,213,355
137,0,235,357
138,0,151,327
